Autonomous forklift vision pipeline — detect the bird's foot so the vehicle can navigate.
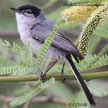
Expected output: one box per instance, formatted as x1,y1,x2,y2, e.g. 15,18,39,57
40,72,46,83
61,72,66,83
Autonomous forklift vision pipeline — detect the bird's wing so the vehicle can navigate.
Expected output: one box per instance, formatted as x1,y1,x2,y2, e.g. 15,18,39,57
31,19,54,43
53,31,82,60
31,19,82,60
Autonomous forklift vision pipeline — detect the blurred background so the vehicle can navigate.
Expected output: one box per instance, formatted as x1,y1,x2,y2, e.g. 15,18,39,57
0,0,108,108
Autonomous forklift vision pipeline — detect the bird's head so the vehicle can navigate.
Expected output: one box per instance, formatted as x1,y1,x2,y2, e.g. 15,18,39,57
11,5,43,25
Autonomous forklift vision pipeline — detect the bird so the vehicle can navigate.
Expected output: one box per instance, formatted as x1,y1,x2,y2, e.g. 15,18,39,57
11,5,95,105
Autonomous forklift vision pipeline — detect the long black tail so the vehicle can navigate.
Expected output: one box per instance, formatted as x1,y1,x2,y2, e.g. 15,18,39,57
66,54,95,105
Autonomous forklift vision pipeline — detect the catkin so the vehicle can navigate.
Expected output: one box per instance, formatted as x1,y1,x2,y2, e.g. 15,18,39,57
61,3,99,24
78,2,108,58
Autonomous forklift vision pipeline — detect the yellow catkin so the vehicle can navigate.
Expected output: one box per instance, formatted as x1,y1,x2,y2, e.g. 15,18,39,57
61,3,99,24
78,2,108,58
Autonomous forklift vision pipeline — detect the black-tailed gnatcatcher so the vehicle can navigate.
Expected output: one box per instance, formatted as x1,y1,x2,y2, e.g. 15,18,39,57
11,5,95,105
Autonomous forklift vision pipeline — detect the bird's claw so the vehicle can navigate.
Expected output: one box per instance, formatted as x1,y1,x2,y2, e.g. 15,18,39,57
61,74,66,83
40,72,46,83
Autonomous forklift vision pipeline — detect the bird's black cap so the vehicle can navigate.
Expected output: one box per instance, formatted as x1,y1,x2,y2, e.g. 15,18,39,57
11,5,41,17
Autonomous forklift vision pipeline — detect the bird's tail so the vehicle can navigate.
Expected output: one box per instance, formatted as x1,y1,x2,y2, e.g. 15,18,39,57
66,54,95,105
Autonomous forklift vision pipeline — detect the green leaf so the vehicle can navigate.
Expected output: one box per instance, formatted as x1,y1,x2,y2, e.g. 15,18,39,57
9,78,55,107
88,79,108,97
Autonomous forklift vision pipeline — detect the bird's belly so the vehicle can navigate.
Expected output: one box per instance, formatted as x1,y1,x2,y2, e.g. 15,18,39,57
21,36,42,55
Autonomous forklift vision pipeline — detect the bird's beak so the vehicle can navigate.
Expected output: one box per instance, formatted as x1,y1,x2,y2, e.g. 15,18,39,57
10,8,21,13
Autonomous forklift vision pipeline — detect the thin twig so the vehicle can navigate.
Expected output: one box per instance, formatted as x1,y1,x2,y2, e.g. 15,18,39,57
32,95,68,106
0,95,15,102
24,100,31,108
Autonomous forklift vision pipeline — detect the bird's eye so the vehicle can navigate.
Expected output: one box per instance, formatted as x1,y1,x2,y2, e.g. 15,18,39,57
26,9,32,14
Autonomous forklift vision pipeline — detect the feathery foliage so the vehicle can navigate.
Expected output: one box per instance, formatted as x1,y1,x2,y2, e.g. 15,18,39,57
10,78,55,107
1,41,35,75
78,54,108,72
86,44,108,68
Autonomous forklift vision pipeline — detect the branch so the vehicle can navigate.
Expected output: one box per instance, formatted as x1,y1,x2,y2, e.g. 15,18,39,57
0,32,18,38
32,95,68,106
0,72,108,82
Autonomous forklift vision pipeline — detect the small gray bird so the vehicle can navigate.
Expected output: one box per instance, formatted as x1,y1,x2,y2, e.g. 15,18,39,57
11,5,95,105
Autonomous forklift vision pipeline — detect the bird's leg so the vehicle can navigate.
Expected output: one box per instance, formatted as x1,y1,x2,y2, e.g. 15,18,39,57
41,60,58,82
60,62,66,83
